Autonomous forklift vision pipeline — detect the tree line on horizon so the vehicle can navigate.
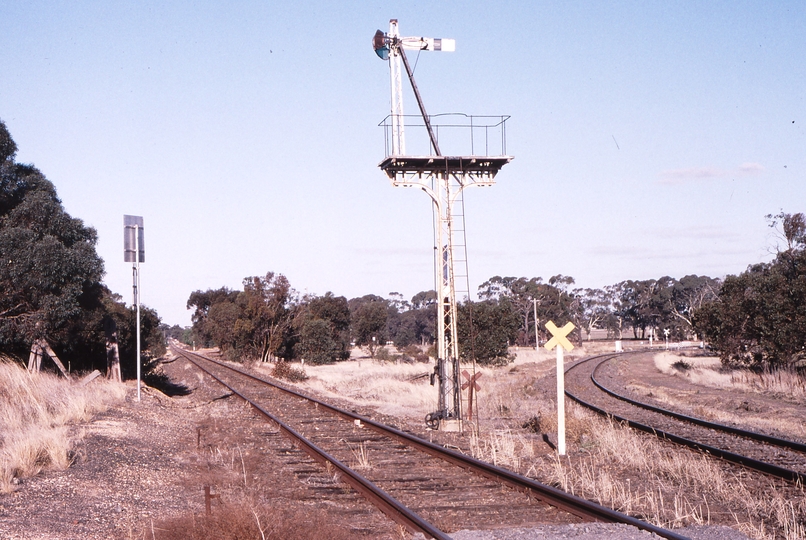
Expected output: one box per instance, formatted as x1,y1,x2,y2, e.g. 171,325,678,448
2,118,804,373
184,271,726,367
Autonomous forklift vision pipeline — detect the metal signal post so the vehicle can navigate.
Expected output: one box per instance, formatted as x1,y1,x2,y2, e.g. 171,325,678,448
374,20,511,431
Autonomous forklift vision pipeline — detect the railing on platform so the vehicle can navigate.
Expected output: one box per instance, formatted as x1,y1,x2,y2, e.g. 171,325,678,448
379,113,510,158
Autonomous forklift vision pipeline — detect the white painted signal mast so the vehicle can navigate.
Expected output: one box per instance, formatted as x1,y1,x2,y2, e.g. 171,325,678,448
373,19,512,431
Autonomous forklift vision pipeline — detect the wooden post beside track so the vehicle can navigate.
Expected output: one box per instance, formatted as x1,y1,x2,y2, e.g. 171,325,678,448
461,370,482,422
27,339,70,379
104,317,122,382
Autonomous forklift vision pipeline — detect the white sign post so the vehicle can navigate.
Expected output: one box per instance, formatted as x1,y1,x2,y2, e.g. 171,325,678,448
545,320,575,456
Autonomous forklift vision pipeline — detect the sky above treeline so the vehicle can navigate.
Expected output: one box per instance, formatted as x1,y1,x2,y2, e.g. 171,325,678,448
2,1,804,326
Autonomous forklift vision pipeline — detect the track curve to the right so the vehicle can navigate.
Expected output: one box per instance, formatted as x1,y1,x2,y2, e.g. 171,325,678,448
565,353,806,484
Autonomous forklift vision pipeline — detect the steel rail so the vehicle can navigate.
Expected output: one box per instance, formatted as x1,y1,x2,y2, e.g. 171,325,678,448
173,346,451,540
565,354,806,484
590,357,806,453
173,346,689,540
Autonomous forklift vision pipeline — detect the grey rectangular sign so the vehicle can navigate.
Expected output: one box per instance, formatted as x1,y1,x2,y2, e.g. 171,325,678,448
123,215,145,263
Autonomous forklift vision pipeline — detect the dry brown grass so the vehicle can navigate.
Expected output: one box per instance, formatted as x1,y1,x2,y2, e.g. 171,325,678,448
650,353,806,439
0,359,127,493
731,366,806,400
536,405,806,539
149,498,354,540
278,358,438,419
271,360,309,382
655,352,806,401
475,358,806,540
653,352,732,387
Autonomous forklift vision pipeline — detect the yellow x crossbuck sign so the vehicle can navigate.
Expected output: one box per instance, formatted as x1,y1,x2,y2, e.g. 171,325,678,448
544,321,576,352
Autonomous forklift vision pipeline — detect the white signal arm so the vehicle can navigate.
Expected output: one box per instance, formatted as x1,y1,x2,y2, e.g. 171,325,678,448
399,36,456,52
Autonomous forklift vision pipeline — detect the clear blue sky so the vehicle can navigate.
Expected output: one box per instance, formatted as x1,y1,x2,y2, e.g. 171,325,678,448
2,1,804,326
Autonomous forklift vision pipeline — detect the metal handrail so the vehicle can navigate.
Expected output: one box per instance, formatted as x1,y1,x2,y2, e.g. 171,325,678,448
378,113,510,158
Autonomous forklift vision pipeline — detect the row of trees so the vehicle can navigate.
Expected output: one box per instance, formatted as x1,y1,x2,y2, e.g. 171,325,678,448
186,271,723,366
474,274,720,345
0,120,164,376
186,279,435,364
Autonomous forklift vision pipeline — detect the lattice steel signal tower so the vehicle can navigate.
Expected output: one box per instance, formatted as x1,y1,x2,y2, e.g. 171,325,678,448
373,19,512,431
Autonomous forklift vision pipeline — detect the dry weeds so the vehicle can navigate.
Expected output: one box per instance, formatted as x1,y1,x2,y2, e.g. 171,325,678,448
732,367,806,400
655,352,806,401
148,497,354,540
280,359,438,419
0,359,127,493
537,405,806,540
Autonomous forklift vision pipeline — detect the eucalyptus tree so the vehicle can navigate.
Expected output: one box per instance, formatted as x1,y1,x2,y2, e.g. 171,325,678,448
348,294,389,357
235,272,293,362
398,290,437,347
293,291,351,364
575,287,615,340
478,276,544,345
0,119,162,371
457,297,520,365
1,120,105,352
186,287,238,347
478,275,583,345
186,273,294,362
696,212,806,368
668,275,720,338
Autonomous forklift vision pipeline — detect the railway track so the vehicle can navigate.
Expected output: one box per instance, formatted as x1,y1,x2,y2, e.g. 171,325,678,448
169,345,687,539
565,352,806,484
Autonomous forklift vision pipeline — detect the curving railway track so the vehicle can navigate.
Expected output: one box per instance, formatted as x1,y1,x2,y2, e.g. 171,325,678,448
565,352,806,485
169,345,687,540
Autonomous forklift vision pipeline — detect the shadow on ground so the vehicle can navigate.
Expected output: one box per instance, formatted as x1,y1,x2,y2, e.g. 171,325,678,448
143,359,192,396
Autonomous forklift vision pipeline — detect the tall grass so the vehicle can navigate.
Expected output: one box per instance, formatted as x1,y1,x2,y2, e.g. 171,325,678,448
282,359,437,419
731,366,806,399
535,405,806,540
0,359,127,492
147,499,355,540
655,351,806,400
650,352,806,439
